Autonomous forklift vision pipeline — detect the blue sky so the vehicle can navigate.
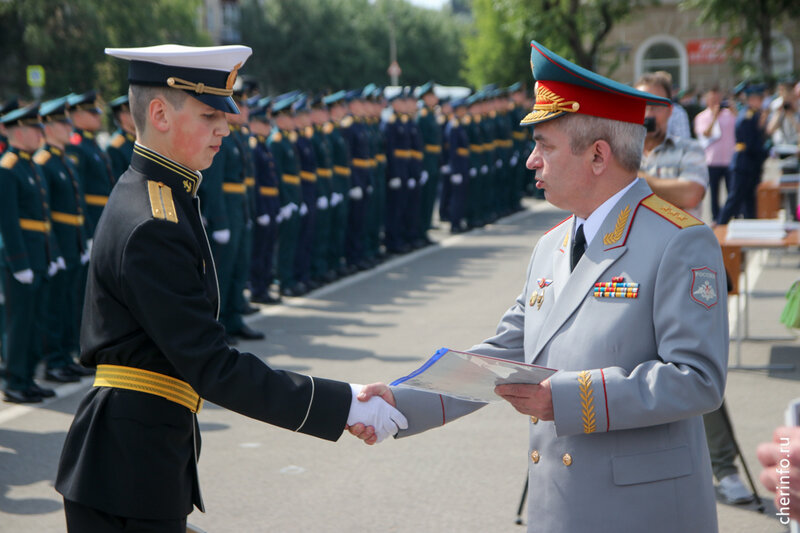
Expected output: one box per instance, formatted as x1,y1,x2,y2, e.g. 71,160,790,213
406,0,448,9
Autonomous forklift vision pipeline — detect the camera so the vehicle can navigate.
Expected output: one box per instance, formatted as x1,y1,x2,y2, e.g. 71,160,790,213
643,116,655,132
783,102,792,111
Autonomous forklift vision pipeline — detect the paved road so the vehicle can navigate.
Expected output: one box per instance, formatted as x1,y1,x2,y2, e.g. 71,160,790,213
0,197,796,532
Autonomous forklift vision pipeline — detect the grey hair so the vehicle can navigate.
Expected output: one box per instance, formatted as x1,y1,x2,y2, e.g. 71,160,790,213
558,113,645,172
128,85,187,135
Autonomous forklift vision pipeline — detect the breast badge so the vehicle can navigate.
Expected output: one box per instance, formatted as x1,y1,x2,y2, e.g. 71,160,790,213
529,278,553,310
594,276,639,299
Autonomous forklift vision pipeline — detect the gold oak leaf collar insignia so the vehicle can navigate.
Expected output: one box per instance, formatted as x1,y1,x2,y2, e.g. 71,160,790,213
603,205,630,246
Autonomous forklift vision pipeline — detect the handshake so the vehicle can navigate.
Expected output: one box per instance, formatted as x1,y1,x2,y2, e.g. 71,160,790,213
346,383,406,445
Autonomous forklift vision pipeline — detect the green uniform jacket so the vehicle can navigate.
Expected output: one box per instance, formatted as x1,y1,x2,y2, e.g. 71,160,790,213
66,129,115,236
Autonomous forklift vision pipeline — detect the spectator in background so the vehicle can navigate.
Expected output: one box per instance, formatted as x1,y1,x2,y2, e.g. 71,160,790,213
694,87,737,222
767,81,800,173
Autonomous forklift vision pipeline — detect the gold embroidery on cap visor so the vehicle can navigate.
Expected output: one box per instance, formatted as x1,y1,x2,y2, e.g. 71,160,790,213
521,83,581,125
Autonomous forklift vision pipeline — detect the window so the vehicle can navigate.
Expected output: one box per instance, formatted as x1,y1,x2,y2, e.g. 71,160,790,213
635,35,688,90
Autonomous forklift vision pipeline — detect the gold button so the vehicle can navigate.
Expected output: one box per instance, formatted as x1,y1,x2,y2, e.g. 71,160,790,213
530,415,538,424
530,450,540,464
562,453,572,466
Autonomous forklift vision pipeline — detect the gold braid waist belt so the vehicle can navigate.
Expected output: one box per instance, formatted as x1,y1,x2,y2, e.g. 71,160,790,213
93,364,203,413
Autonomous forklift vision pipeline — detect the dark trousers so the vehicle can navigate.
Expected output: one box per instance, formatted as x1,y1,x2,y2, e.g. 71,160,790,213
233,222,253,313
384,184,407,252
703,407,738,481
64,499,186,533
717,164,761,224
43,265,82,369
277,212,300,288
2,268,47,390
211,222,245,333
707,165,731,222
249,221,277,297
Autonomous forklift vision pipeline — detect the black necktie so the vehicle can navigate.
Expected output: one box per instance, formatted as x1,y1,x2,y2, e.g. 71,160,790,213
571,224,586,272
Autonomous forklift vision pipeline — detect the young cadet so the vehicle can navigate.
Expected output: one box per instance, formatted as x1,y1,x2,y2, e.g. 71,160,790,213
324,91,352,275
36,96,94,383
352,41,728,533
416,81,442,245
66,90,115,236
55,44,406,532
0,103,63,403
106,95,136,180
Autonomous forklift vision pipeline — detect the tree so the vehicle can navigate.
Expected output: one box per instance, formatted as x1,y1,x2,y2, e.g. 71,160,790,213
0,0,208,101
681,0,800,80
463,0,645,89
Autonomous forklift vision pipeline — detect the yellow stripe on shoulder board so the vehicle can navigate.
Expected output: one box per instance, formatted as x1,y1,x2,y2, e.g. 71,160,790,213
640,195,702,229
147,180,179,224
1,151,18,169
33,150,51,165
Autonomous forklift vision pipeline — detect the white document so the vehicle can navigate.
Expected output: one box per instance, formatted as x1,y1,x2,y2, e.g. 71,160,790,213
390,348,557,403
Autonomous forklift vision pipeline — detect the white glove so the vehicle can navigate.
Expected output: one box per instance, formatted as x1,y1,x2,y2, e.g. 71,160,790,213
495,159,503,169
420,170,429,185
408,178,416,189
349,186,363,200
257,214,271,226
80,248,91,265
366,185,374,195
331,193,342,207
480,165,489,175
86,238,93,254
56,256,66,271
289,202,299,213
282,205,294,220
388,177,402,189
510,155,519,167
13,269,34,284
212,229,231,244
440,164,451,174
451,173,463,185
48,262,59,277
276,210,285,224
469,167,477,177
347,384,408,444
317,196,329,210
299,203,308,216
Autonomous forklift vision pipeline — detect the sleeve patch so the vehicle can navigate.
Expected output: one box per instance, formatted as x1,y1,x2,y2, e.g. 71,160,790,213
690,267,718,309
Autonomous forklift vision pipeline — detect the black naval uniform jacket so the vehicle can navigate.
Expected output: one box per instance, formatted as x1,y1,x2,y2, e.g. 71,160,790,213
56,144,351,520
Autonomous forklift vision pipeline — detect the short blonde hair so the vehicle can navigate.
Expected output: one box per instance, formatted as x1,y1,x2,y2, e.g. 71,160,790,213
128,85,187,135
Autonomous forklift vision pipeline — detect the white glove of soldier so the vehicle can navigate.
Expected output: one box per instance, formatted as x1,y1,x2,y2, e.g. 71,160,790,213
212,229,231,244
451,173,463,185
300,203,308,216
480,165,489,175
366,185,374,195
510,151,520,167
86,238,93,254
469,167,477,178
388,177,402,189
420,170,429,185
289,202,299,213
496,159,503,169
440,164,451,174
48,261,59,277
257,214,271,226
349,186,363,200
331,193,342,207
317,196,329,210
408,178,416,189
346,384,408,444
13,269,34,284
56,256,66,271
80,248,91,265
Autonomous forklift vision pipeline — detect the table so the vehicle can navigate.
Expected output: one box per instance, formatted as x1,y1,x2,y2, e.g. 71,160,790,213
714,225,798,371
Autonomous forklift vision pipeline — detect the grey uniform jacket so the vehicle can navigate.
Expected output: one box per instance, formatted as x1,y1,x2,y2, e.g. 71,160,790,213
393,179,728,533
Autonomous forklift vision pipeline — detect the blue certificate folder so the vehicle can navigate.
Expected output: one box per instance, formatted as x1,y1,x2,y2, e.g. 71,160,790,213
390,348,557,403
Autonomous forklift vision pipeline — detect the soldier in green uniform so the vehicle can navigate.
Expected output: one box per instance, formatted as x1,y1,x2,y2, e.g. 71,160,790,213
0,103,63,403
465,94,485,228
309,94,336,283
325,91,353,276
368,87,387,260
37,97,95,383
106,95,136,180
66,91,116,236
0,98,17,368
508,82,533,207
416,82,442,244
359,85,380,266
269,95,305,296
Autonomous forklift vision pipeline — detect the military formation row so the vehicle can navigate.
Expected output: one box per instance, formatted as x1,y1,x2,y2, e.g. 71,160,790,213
0,82,535,400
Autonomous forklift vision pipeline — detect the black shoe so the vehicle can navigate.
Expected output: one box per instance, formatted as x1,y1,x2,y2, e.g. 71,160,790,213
29,383,56,398
323,270,338,283
306,279,321,291
65,362,95,376
224,334,239,345
241,304,260,316
45,368,81,383
4,388,43,404
231,325,265,340
251,293,282,305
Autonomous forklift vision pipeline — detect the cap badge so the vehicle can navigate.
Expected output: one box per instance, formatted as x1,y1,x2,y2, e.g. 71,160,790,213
226,62,242,91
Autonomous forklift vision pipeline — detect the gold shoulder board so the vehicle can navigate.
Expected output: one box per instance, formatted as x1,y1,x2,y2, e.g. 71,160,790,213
323,122,334,134
388,114,396,124
146,180,179,223
640,195,702,229
0,151,18,169
420,108,428,117
271,131,282,143
462,116,471,125
110,133,126,149
33,150,51,165
289,131,298,143
341,116,353,128
436,114,445,125
249,136,258,149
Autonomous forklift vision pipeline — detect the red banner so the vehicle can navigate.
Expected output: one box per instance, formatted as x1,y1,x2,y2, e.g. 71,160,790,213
687,38,737,64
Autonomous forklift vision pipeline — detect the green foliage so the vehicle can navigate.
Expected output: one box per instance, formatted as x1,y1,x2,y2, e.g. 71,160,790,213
463,0,641,89
240,0,467,94
0,0,209,101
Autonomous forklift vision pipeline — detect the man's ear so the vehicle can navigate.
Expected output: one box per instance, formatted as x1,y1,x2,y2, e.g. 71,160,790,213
590,139,611,176
148,97,170,133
